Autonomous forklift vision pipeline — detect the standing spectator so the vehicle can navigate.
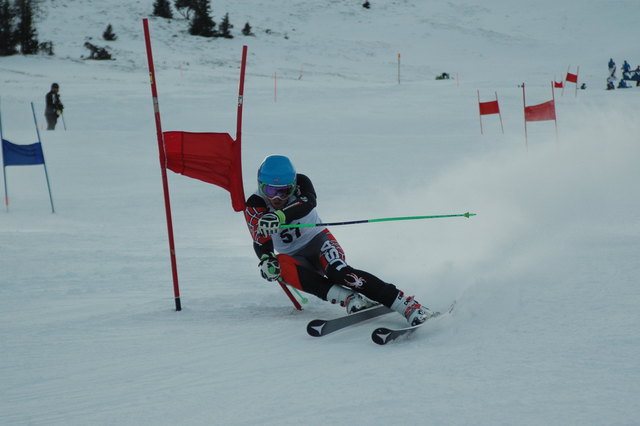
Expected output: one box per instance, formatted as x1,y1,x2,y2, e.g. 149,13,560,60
608,58,616,78
45,83,64,130
622,60,631,73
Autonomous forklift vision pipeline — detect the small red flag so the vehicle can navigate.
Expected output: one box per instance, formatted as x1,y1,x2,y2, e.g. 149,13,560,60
524,100,556,122
163,131,246,211
554,81,564,88
566,72,578,83
479,100,500,115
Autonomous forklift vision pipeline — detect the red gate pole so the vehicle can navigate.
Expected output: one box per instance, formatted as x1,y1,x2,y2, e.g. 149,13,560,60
496,91,504,134
477,90,484,135
237,46,247,141
236,47,301,311
522,82,528,152
143,19,181,311
551,81,559,145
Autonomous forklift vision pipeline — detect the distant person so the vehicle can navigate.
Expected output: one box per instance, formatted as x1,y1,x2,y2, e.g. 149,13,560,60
622,60,631,73
608,58,616,77
617,79,630,89
634,66,640,86
580,83,586,90
606,77,615,90
45,83,64,130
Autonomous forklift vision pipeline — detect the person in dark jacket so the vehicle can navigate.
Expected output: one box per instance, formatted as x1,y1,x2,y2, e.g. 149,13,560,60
608,58,616,78
45,83,64,130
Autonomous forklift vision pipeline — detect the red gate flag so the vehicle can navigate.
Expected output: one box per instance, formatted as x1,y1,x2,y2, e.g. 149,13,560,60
477,90,504,135
163,131,245,212
479,100,500,115
524,100,556,122
554,81,564,88
522,82,559,150
145,17,249,311
564,66,579,97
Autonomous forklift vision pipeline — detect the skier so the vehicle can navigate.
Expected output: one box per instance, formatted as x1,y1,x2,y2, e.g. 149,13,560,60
244,155,433,326
44,83,64,130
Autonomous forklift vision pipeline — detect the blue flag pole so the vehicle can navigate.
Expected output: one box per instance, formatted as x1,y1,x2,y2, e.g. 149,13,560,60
30,102,55,213
0,97,8,212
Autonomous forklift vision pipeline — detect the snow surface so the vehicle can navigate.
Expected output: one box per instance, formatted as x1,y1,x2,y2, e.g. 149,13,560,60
1,0,640,425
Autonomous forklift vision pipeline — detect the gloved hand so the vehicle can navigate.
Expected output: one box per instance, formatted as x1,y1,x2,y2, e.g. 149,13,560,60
257,212,282,236
259,253,280,282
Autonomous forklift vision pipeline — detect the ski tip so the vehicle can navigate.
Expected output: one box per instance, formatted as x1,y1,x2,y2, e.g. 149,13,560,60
371,327,393,345
307,320,327,337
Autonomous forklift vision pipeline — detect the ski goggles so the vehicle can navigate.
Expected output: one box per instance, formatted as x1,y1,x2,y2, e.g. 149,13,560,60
260,183,295,200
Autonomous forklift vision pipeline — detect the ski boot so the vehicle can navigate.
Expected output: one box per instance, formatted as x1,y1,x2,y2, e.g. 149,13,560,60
391,291,434,326
326,285,376,314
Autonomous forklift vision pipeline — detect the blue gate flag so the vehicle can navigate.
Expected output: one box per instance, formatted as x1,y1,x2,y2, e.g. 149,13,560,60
2,139,45,166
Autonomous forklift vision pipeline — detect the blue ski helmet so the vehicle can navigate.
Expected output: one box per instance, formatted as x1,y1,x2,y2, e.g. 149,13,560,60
258,155,296,199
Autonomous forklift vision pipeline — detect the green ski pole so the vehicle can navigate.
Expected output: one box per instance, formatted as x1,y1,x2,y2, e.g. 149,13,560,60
281,212,476,229
278,279,309,303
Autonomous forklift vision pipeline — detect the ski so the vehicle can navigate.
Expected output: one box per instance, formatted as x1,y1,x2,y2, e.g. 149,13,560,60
371,301,456,345
307,304,392,337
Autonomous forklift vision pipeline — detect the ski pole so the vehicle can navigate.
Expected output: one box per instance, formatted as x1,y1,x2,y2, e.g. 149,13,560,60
290,287,309,304
276,280,302,310
281,212,476,229
278,279,309,304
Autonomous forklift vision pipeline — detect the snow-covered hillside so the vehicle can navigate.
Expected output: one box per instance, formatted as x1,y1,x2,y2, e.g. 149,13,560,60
1,1,639,425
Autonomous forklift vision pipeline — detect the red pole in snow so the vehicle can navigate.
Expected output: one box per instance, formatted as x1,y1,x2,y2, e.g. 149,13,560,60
237,46,247,143
238,48,300,311
143,19,181,311
522,82,528,152
551,81,559,146
477,90,484,135
496,91,504,134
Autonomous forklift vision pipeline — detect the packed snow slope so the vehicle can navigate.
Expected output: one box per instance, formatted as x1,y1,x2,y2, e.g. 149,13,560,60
1,1,639,425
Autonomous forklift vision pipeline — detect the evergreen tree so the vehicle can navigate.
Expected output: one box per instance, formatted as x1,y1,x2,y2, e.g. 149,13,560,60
174,0,195,19
15,0,38,54
241,22,254,37
189,0,215,37
103,24,117,41
84,41,112,60
38,40,53,55
218,12,233,38
153,0,173,19
0,0,17,56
